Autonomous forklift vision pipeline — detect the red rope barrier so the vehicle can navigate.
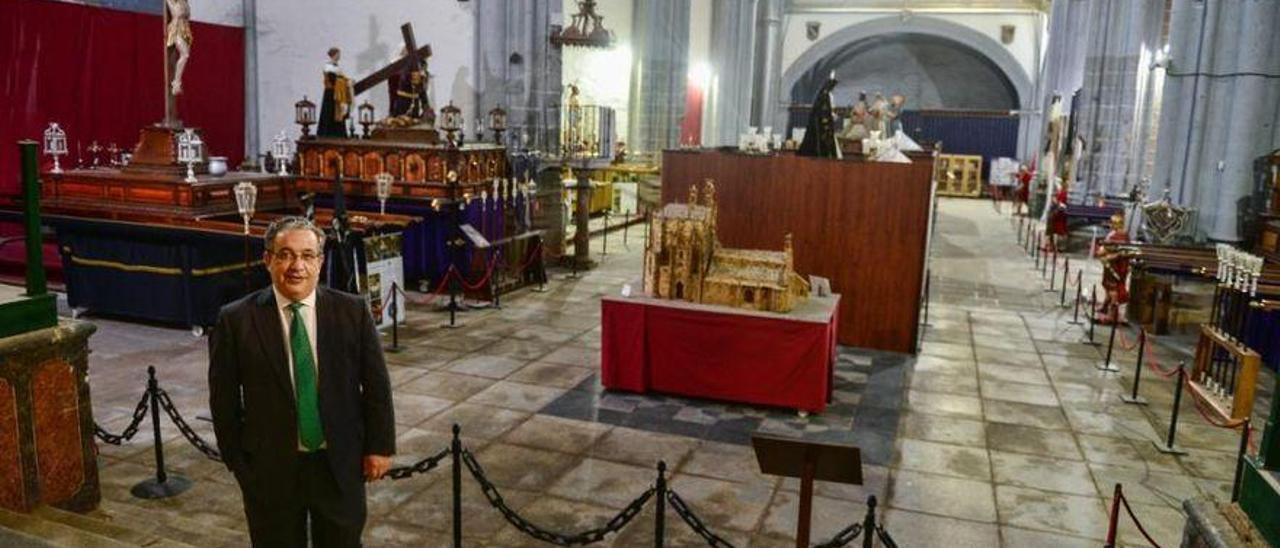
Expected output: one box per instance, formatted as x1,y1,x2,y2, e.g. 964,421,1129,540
1115,488,1165,548
1117,330,1140,352
499,241,544,275
394,270,457,307
454,253,501,291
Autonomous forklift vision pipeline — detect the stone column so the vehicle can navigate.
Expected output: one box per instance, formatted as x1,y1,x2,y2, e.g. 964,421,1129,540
627,0,691,158
1072,0,1166,199
751,0,783,130
1150,0,1280,241
476,0,563,154
705,0,757,147
1026,0,1091,163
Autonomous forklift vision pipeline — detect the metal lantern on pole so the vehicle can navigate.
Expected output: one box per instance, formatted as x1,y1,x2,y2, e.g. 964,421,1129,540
43,123,68,174
233,181,258,235
440,102,463,144
295,96,317,138
488,106,508,144
176,129,203,183
358,101,376,138
374,172,394,215
272,131,293,176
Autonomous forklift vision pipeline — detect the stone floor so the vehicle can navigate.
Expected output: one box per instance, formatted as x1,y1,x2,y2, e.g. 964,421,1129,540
74,197,1273,547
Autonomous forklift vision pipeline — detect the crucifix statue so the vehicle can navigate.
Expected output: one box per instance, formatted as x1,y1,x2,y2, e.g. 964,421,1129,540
163,0,192,127
354,23,433,126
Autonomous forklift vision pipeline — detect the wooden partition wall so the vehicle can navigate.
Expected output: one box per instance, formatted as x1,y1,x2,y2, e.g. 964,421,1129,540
662,149,936,353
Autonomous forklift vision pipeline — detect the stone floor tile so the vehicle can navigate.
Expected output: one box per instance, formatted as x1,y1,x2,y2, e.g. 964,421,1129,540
467,380,568,412
983,400,1071,431
977,362,1051,385
919,341,974,360
974,347,1042,368
759,491,867,540
538,345,600,368
508,361,594,389
1062,408,1161,441
1088,463,1201,508
981,379,1061,406
445,354,527,380
999,526,1099,548
985,422,1083,459
895,438,992,480
898,412,987,448
777,464,890,502
910,370,980,396
881,509,999,547
398,371,494,401
589,427,701,469
994,485,1107,539
989,450,1097,496
912,354,978,376
547,458,658,509
887,469,997,522
419,402,531,441
502,414,612,454
392,393,456,427
667,474,775,533
1103,498,1187,548
906,390,983,419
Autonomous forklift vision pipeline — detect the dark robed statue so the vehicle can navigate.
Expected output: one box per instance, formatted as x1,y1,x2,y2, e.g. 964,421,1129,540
798,74,842,159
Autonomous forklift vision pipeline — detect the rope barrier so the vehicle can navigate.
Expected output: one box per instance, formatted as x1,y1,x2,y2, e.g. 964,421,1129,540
156,388,222,461
1111,485,1165,548
1117,330,1141,352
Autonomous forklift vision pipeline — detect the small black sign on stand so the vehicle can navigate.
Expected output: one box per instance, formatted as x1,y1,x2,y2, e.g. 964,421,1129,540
751,434,862,547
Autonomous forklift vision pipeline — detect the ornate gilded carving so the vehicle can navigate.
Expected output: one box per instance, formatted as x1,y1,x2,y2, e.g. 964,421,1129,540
644,180,809,313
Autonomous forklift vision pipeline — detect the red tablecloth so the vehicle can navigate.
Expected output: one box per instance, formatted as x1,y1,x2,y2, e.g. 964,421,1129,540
601,294,840,413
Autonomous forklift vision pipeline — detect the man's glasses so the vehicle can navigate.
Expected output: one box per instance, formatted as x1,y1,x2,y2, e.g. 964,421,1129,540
269,249,322,264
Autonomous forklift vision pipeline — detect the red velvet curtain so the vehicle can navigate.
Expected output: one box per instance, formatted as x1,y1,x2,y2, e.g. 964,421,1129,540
0,0,245,196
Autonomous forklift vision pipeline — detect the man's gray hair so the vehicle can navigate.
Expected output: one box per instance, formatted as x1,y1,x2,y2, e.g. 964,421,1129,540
263,216,327,252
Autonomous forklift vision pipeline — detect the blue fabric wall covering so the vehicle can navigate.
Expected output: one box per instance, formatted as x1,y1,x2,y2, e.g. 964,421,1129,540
899,110,1020,182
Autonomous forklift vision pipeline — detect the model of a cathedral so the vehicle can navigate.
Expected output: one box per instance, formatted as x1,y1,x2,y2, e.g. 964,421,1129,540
644,181,810,313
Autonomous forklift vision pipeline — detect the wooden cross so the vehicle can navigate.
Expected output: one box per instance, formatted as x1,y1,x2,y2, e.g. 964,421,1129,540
353,23,432,96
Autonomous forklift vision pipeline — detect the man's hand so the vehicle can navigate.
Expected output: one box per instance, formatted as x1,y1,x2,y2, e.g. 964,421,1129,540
363,454,392,482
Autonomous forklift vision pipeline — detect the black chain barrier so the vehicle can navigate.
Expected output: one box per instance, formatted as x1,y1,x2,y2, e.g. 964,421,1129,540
462,448,654,545
156,388,222,462
666,490,738,548
93,390,151,446
93,370,907,546
386,447,450,480
811,522,863,548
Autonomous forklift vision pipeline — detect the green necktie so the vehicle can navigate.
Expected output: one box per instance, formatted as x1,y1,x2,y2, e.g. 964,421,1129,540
287,302,324,451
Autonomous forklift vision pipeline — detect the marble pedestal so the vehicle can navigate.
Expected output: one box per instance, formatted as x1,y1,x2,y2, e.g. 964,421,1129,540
0,320,98,512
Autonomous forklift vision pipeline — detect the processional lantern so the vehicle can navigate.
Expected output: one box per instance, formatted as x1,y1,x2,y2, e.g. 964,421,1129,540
272,131,293,176
551,0,615,49
488,106,508,144
177,129,203,183
440,102,463,144
233,181,258,235
294,96,317,138
358,101,376,139
374,172,394,215
43,123,68,174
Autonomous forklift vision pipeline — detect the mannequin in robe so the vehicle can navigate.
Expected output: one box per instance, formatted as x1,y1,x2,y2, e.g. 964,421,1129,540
839,92,870,140
798,75,842,159
1094,213,1133,324
318,48,352,137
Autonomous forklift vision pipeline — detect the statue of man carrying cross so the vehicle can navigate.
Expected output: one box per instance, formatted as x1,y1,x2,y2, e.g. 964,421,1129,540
354,23,434,129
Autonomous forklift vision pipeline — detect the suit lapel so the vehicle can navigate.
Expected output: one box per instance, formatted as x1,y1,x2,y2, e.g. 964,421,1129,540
315,288,338,392
250,288,296,402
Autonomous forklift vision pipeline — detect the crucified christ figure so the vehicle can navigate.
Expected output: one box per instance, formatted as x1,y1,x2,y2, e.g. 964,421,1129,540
166,0,192,95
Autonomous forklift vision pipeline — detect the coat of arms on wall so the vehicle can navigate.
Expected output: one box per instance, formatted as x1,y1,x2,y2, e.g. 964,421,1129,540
1142,189,1192,244
806,21,821,41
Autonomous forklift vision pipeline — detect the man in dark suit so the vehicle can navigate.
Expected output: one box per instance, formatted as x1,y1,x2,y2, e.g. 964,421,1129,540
210,216,395,547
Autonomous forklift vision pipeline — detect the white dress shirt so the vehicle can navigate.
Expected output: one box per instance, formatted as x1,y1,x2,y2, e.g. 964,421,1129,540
271,287,322,450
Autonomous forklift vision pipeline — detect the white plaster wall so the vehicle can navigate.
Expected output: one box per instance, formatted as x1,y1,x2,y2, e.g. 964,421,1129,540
780,9,1042,91
254,0,476,148
561,0,634,141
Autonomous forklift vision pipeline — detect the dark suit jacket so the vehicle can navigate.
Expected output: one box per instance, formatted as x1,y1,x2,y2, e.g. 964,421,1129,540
209,286,395,502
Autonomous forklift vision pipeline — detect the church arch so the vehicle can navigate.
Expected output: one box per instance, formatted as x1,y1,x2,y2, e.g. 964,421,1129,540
781,15,1032,114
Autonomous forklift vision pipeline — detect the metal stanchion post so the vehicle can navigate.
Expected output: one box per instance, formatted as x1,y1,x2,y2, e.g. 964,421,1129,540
601,209,609,257
862,496,877,548
1046,250,1057,290
1154,362,1189,455
388,282,400,353
1097,304,1121,372
452,424,462,547
655,461,667,548
1034,234,1042,268
1231,419,1251,502
1103,484,1122,548
1082,286,1101,346
1121,329,1149,405
1069,271,1084,324
131,366,192,499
